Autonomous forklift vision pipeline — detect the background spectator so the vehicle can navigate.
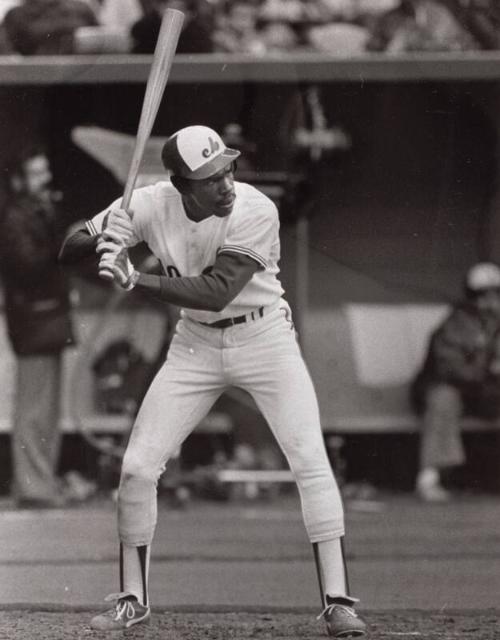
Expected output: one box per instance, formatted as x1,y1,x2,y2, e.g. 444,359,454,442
448,0,500,50
212,0,266,54
2,0,98,55
411,262,500,502
0,147,77,508
98,0,143,30
365,0,478,52
0,0,20,22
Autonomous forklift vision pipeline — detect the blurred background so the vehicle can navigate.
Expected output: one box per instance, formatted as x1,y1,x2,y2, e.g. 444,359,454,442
1,0,500,510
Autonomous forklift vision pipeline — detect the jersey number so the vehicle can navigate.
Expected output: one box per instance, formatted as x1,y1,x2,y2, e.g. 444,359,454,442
165,265,213,277
166,265,181,278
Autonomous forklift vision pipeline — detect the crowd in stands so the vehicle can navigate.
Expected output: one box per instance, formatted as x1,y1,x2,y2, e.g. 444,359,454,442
0,0,497,56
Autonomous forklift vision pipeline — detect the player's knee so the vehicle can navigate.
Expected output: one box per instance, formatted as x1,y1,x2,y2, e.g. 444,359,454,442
291,462,337,499
287,441,331,477
118,469,157,510
121,455,161,487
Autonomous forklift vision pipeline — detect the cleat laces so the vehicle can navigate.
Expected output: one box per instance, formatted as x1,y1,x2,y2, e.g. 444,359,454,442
103,592,140,622
317,603,358,621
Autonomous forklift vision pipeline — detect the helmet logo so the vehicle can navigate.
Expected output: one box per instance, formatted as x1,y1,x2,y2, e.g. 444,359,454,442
202,136,220,159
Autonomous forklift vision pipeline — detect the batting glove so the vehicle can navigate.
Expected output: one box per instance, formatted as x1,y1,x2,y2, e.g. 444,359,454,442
102,207,135,247
97,239,139,291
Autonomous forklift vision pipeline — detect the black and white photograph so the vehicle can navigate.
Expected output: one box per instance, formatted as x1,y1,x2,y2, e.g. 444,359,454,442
0,1,499,638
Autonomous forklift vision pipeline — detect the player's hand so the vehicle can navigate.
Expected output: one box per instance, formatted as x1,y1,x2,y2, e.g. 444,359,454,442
96,236,121,282
102,207,135,247
97,239,138,290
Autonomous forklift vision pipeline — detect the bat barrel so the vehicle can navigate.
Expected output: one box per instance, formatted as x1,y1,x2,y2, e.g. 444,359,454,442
121,8,185,211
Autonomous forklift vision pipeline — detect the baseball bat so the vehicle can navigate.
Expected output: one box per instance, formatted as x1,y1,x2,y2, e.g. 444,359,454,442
99,8,183,282
121,8,184,211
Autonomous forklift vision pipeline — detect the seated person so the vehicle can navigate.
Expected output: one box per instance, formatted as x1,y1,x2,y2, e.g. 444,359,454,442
411,262,500,502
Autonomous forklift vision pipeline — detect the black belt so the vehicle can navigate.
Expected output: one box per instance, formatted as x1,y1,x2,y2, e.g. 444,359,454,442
200,306,264,329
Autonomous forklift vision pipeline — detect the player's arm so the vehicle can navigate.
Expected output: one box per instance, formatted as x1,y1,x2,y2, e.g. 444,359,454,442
98,245,259,312
58,226,98,265
137,252,259,311
59,206,136,265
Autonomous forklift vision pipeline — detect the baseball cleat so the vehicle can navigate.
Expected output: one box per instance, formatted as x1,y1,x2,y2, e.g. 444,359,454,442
90,592,150,631
416,483,451,503
318,600,367,637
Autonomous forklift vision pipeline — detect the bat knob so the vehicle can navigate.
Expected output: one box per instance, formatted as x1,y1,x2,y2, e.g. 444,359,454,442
98,268,115,282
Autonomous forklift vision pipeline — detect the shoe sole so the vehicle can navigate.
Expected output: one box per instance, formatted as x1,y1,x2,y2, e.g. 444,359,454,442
327,628,366,638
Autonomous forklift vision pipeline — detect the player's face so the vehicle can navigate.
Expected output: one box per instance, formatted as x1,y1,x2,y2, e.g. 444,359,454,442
475,289,500,317
189,163,236,218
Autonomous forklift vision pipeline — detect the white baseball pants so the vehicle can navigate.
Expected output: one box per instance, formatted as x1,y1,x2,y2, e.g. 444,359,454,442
118,301,344,545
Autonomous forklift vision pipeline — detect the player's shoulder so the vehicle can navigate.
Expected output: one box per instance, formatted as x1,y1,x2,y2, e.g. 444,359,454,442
134,180,179,202
234,181,278,218
132,181,181,218
235,180,274,204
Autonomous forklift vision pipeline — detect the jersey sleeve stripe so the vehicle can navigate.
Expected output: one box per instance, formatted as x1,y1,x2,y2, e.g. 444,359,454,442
218,245,267,268
85,219,99,236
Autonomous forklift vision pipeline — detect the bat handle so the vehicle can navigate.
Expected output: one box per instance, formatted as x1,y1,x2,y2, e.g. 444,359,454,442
120,194,133,218
121,187,133,215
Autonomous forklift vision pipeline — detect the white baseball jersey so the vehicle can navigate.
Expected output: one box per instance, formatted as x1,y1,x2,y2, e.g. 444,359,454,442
86,180,284,324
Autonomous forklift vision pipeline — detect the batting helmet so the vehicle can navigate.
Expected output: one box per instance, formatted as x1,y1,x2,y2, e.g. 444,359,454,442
161,125,240,180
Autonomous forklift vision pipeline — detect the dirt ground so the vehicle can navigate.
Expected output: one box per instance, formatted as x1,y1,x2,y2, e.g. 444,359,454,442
0,608,498,640
2,493,500,639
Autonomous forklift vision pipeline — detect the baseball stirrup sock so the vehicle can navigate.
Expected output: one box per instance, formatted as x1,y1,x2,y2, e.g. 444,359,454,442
313,538,350,606
120,543,151,606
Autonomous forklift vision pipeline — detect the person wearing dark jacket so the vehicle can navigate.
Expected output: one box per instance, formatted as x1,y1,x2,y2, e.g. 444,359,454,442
411,262,500,501
0,148,76,508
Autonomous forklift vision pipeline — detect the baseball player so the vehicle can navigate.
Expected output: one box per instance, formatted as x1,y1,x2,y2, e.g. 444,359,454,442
59,125,367,637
